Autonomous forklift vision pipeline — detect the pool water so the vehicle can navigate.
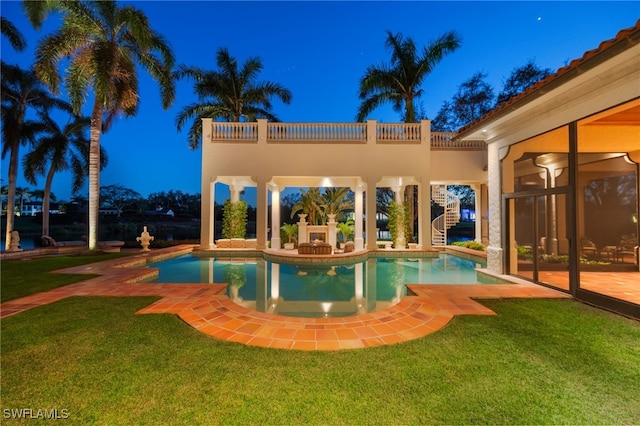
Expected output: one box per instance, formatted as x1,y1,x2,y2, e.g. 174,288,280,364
149,254,498,318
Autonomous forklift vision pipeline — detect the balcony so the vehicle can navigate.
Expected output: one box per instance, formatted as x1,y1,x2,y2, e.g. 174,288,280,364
206,120,485,150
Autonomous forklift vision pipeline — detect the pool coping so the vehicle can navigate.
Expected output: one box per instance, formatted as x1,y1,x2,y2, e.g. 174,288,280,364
0,244,570,350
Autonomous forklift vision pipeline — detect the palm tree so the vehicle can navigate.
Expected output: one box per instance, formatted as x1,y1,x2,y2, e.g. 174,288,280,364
14,186,32,216
1,63,69,250
356,30,461,123
23,114,107,237
290,188,324,225
1,17,24,249
24,0,176,251
1,16,27,52
175,47,293,149
319,188,354,224
357,30,460,240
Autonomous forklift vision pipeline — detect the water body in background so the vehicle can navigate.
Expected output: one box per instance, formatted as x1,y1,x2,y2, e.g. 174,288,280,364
0,237,36,252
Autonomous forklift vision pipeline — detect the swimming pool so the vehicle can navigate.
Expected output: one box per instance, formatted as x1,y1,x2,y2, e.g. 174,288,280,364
147,253,501,318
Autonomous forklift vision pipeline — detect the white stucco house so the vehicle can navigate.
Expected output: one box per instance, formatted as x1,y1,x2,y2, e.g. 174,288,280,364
199,20,639,318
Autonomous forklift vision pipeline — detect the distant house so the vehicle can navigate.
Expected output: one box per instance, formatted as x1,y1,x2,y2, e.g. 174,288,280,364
18,202,62,216
99,208,120,216
144,207,175,217
19,202,41,216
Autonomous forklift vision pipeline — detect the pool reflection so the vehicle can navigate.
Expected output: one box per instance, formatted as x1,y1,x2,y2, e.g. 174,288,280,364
199,258,404,318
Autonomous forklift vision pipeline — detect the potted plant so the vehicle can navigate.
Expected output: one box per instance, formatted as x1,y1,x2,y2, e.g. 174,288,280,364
337,220,354,248
280,223,298,250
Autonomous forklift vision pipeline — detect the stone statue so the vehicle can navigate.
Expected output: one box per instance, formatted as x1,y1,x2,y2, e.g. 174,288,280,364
136,226,154,252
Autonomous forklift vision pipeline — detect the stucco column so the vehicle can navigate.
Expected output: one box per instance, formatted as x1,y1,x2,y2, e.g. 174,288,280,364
471,184,482,243
481,184,489,246
270,184,281,249
229,184,244,202
487,143,504,274
354,182,364,250
255,177,268,249
418,182,432,250
200,180,215,249
420,119,432,250
298,214,308,244
327,214,337,249
366,177,379,251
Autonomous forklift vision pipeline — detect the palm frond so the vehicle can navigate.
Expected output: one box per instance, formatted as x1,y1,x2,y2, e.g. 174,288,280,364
357,30,461,123
1,16,27,51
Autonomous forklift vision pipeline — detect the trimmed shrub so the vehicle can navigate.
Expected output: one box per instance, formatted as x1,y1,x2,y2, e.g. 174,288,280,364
452,240,486,251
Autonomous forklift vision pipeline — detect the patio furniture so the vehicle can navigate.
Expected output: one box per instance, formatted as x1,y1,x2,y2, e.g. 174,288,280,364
343,241,355,253
314,242,333,255
297,242,315,254
580,243,597,258
603,246,620,262
297,241,333,255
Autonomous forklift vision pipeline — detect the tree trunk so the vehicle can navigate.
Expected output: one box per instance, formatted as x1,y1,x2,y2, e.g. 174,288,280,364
4,103,26,251
88,100,103,251
405,96,416,123
4,146,19,251
42,165,56,237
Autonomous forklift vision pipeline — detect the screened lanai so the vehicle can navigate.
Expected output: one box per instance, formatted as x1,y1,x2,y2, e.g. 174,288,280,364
456,21,640,317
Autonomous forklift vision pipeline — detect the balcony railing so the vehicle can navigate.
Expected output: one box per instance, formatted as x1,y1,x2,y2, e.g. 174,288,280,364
208,121,485,150
376,123,421,143
268,123,366,143
210,122,258,141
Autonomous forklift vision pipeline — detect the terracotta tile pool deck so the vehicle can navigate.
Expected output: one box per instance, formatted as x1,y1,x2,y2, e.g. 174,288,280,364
0,246,571,351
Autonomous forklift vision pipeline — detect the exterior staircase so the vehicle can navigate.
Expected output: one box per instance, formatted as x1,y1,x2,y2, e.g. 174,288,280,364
431,185,461,246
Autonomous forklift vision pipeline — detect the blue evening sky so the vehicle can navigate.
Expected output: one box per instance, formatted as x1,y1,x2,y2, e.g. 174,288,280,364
1,1,638,203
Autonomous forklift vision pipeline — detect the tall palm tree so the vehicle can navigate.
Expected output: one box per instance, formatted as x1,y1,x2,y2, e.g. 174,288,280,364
290,188,324,225
175,47,293,149
357,30,460,240
319,188,354,224
356,30,461,123
24,0,176,250
1,63,69,250
2,17,24,249
1,16,27,52
23,114,107,237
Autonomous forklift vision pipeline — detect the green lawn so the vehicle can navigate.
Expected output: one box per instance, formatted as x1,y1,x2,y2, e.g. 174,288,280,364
1,256,639,424
0,253,128,302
